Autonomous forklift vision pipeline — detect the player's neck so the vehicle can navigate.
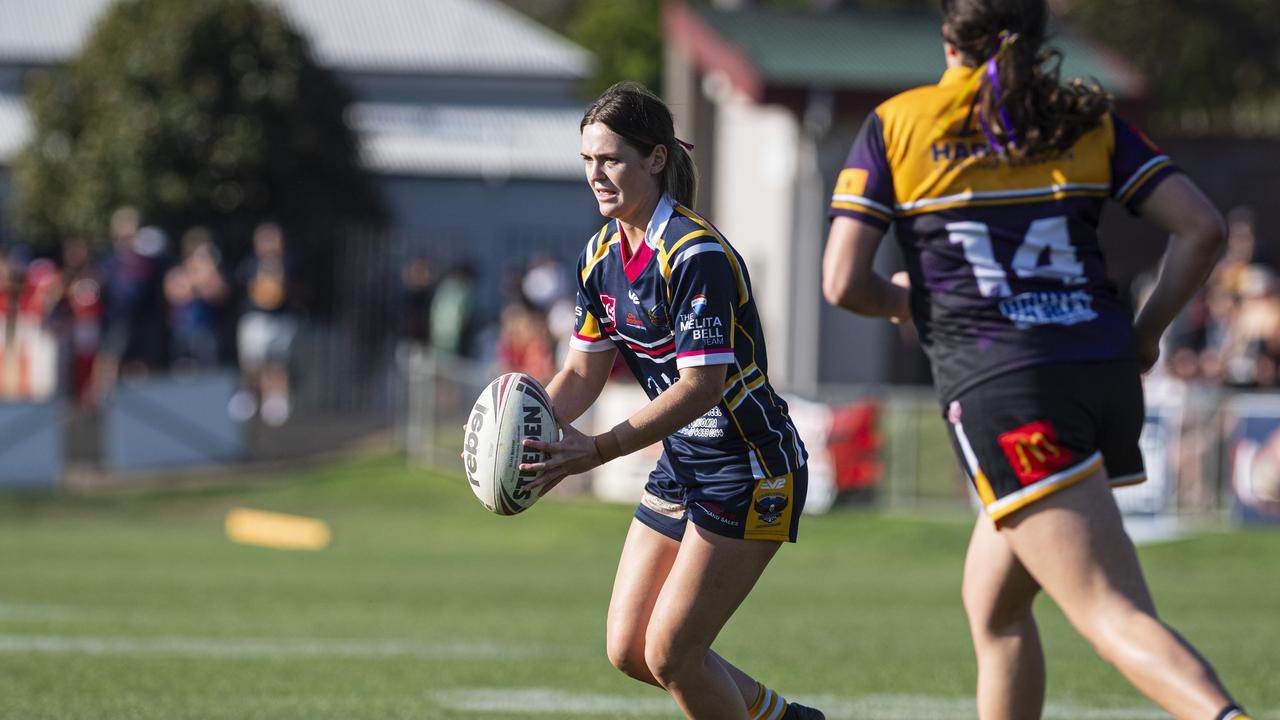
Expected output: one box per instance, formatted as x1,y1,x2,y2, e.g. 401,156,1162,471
617,193,660,253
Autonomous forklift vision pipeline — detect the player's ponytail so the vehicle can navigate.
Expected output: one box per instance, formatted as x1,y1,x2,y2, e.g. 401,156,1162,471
941,0,1110,159
581,81,698,207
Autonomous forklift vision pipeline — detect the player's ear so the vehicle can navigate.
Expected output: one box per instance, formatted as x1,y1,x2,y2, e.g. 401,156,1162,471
649,143,668,176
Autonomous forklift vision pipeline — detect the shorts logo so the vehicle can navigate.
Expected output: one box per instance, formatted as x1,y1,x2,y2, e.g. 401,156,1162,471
693,501,741,527
998,420,1073,486
691,294,707,314
598,294,616,325
753,493,788,525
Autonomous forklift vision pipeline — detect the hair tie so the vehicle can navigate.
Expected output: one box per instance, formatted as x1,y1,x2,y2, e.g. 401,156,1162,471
676,138,694,151
982,31,1019,153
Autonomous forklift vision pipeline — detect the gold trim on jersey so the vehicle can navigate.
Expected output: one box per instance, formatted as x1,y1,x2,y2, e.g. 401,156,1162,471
672,207,749,306
878,65,1116,216
580,224,618,283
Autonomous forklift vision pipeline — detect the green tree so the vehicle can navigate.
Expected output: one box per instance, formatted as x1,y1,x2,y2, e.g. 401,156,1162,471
561,0,663,98
13,0,381,245
1062,0,1280,133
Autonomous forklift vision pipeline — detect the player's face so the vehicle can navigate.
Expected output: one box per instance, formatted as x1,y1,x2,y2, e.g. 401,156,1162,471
581,123,664,225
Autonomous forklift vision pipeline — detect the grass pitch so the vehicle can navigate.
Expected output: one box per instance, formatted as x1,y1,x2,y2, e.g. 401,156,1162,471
0,452,1274,719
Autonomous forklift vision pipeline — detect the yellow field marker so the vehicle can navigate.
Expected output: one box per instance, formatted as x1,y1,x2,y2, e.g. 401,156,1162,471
224,508,332,551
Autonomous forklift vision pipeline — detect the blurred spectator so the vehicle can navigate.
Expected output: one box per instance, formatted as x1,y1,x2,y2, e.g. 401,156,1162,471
495,302,555,384
92,208,168,403
431,262,476,359
522,254,569,311
397,256,436,346
1219,265,1280,388
55,237,103,404
230,221,299,426
164,227,229,370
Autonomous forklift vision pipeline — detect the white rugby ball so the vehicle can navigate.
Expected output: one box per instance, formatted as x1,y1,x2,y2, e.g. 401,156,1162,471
462,372,560,515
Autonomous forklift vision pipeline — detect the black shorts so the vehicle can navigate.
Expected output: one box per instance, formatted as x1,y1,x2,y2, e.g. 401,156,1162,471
634,457,807,543
944,359,1146,524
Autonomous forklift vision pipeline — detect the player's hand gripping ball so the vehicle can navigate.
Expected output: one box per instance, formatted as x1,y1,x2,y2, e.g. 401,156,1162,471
462,373,560,515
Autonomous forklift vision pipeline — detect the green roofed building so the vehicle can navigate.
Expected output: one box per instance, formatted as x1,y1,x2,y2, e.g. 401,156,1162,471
663,1,1150,394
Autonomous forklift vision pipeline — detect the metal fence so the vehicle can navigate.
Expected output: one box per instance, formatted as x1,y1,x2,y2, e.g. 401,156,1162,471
397,355,1272,521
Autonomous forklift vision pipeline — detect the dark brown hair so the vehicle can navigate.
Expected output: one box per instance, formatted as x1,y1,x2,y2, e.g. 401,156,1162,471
941,0,1110,158
580,81,697,207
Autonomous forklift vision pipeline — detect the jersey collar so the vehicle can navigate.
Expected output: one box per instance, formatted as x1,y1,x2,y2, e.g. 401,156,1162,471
643,193,675,249
940,65,980,86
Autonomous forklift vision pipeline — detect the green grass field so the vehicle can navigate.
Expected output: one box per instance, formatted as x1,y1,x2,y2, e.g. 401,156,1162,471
0,452,1274,719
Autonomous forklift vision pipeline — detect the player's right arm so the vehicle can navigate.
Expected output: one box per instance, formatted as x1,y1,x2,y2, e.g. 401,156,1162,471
822,110,911,322
545,345,616,425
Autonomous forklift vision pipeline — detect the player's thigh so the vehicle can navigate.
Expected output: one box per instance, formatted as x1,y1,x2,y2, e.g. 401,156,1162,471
999,467,1156,626
608,518,681,651
963,514,1041,630
645,523,780,658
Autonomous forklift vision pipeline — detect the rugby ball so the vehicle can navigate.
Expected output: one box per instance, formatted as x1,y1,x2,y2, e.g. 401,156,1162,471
462,372,559,515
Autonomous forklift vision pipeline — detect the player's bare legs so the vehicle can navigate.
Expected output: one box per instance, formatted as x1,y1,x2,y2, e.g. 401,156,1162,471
606,519,761,705
1002,469,1235,719
642,522,780,719
963,515,1046,720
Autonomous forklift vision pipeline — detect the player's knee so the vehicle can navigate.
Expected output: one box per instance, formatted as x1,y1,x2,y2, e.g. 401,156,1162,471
606,642,648,680
642,633,702,687
962,585,1033,642
605,627,649,680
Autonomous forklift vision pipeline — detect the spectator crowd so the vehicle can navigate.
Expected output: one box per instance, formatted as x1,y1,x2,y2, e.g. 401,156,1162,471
0,208,303,426
1159,207,1280,388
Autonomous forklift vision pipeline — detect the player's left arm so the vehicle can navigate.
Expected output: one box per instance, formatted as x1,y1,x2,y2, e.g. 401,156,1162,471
1131,174,1226,371
519,363,727,493
822,215,911,322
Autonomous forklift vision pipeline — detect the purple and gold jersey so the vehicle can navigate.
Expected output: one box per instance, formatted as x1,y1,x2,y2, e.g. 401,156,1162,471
830,65,1178,404
570,194,807,484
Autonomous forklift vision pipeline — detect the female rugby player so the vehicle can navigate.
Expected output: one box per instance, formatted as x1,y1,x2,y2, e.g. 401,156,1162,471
821,1,1252,719
520,82,822,720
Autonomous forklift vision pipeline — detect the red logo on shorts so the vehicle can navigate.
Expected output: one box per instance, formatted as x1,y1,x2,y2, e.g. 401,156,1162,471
997,420,1072,486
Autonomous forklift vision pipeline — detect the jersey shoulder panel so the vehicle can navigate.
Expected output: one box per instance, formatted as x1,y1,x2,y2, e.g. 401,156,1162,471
578,221,617,284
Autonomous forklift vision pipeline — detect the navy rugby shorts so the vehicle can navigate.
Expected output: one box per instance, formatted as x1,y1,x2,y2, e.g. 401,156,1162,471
634,457,807,543
944,358,1146,524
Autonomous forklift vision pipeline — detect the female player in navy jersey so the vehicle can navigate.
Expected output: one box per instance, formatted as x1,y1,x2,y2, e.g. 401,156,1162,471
822,1,1253,719
519,82,822,720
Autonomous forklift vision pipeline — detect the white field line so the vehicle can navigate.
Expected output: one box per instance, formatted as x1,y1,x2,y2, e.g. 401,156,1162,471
0,603,80,621
0,634,575,660
431,689,1170,720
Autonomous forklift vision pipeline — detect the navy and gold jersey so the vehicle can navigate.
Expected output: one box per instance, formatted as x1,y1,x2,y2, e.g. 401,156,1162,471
571,194,807,484
830,65,1178,404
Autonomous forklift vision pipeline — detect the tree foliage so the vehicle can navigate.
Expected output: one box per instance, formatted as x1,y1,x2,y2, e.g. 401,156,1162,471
1060,0,1280,134
13,0,381,245
560,0,664,98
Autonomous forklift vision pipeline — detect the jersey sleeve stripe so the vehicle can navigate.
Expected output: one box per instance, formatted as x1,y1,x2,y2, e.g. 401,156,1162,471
831,193,894,217
657,229,714,279
569,335,613,352
831,201,893,225
670,242,726,271
1115,155,1172,203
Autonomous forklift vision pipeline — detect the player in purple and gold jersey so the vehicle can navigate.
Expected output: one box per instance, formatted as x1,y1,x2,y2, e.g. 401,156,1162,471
520,82,820,720
823,1,1253,719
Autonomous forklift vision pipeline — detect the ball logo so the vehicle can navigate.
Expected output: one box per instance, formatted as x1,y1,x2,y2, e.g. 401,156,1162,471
691,294,707,315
